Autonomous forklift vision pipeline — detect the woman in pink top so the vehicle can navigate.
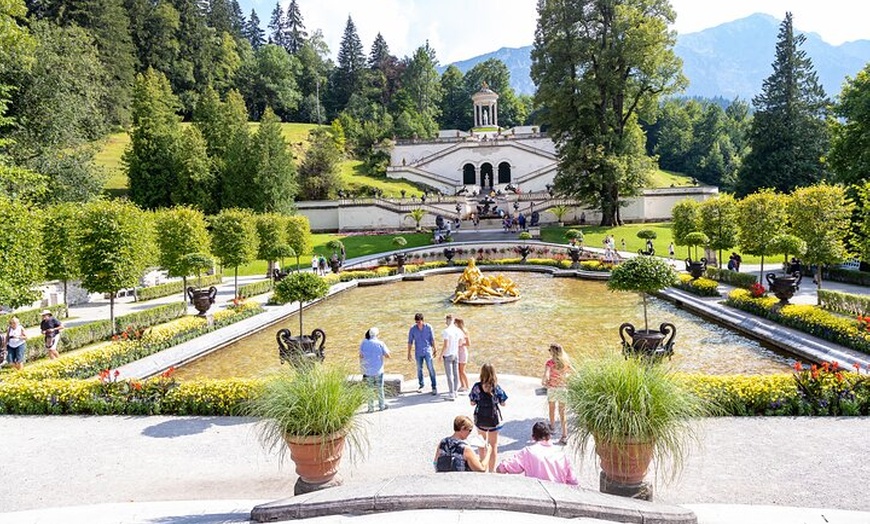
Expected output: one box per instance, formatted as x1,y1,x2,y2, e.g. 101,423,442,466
495,421,578,485
454,318,470,392
542,343,574,444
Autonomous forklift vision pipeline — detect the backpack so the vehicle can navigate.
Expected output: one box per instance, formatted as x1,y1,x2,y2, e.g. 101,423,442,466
474,387,502,429
435,437,468,472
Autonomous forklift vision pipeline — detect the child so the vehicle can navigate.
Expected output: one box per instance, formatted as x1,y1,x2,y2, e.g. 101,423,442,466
542,343,574,444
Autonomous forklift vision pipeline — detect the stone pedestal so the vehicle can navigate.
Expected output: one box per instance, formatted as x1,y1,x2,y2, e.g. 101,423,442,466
600,471,653,501
294,474,343,495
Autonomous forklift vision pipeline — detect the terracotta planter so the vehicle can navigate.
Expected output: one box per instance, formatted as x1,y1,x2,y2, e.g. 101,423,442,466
284,432,346,485
596,439,654,485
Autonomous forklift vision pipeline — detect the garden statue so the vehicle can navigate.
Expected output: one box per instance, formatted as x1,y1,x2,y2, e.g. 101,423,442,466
451,258,520,304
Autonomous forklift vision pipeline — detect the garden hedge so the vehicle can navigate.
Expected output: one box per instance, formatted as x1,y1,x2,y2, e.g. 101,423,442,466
705,267,757,289
237,279,274,299
0,304,68,329
824,267,870,287
135,274,224,302
818,289,870,317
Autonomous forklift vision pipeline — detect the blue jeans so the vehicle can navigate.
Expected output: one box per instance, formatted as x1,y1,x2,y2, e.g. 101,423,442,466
364,374,384,411
416,352,437,390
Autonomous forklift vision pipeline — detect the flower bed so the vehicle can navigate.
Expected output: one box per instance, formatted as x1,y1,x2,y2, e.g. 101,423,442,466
9,301,263,381
725,289,870,354
4,364,870,416
704,267,757,289
675,274,721,297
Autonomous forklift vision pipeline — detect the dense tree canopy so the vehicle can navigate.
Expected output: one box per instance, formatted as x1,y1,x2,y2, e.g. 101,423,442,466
829,64,870,187
736,13,829,196
531,0,685,226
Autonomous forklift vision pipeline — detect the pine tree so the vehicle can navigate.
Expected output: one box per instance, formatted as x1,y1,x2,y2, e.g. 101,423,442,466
394,42,441,138
267,1,285,49
330,15,365,113
169,0,216,114
206,0,234,36
252,107,297,213
124,68,182,209
299,127,341,200
284,0,307,54
368,32,401,108
229,0,244,37
243,9,265,49
736,12,829,196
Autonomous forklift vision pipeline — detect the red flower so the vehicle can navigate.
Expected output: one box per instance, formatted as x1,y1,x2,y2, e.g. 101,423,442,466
831,361,840,371
114,370,120,378
131,382,142,391
853,362,861,372
793,361,803,372
835,372,844,382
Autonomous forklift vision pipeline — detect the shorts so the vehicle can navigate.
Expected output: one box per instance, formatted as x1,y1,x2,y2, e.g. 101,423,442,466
547,386,567,403
45,334,59,351
7,344,26,364
458,346,468,364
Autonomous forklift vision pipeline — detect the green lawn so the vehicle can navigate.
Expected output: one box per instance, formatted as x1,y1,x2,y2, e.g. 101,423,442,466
235,231,433,276
647,169,695,188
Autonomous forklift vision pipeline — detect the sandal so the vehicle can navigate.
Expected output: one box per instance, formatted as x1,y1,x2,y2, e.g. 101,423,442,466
558,436,568,445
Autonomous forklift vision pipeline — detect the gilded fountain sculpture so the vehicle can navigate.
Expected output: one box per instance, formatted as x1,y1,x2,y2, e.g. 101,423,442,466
451,258,520,304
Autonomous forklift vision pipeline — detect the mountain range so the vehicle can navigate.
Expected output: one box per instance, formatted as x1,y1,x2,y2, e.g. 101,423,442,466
446,13,870,101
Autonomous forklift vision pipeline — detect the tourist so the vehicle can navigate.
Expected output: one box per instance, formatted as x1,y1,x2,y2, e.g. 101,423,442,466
454,317,471,392
438,314,462,400
542,343,574,444
311,256,319,274
5,317,27,370
359,327,390,412
317,255,327,276
40,309,64,360
407,313,437,395
434,415,491,472
646,238,654,255
495,421,579,485
734,253,742,272
580,212,586,225
621,238,626,251
469,363,508,472
472,214,480,230
518,213,526,231
669,242,675,260
727,253,736,271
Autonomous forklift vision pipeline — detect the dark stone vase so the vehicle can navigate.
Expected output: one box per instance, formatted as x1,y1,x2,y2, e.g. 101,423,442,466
618,322,676,359
186,286,217,317
395,253,407,274
517,245,531,263
277,328,326,367
766,271,802,305
685,258,707,280
567,246,582,269
443,247,456,266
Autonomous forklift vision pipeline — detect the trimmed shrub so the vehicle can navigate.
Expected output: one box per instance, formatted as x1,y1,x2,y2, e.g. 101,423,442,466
135,274,223,302
705,267,757,289
819,289,870,317
237,279,273,299
726,289,870,354
675,274,721,297
824,267,870,287
0,304,68,329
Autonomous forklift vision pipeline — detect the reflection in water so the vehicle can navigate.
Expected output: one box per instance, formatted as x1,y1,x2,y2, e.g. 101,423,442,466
174,272,792,380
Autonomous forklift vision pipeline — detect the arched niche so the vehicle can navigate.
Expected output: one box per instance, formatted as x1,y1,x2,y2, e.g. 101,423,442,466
463,163,477,185
480,163,494,188
497,162,512,184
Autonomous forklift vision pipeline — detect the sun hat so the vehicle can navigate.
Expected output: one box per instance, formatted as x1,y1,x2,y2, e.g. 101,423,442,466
369,327,379,338
40,310,52,316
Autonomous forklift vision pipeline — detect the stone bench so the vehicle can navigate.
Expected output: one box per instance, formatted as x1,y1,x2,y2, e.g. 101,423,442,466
347,373,403,398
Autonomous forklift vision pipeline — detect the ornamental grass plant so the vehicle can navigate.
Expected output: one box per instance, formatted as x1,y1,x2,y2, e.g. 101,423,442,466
567,355,710,482
244,364,371,462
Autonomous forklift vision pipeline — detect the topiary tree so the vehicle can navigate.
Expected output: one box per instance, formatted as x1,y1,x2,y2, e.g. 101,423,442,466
636,229,657,240
285,215,313,271
154,206,212,301
737,189,788,283
256,212,289,280
0,196,44,309
210,208,259,299
78,200,154,332
607,256,677,333
181,253,214,289
273,271,330,336
671,199,701,258
565,229,584,244
683,231,710,262
700,195,739,269
43,202,81,317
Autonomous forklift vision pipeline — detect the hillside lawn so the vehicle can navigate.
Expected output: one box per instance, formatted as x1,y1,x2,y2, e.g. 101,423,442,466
95,124,696,198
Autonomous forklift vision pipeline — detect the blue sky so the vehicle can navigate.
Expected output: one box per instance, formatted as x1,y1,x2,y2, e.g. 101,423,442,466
243,0,870,63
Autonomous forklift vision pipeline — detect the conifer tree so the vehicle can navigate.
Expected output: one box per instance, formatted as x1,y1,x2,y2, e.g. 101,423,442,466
243,9,265,50
252,107,297,213
299,127,342,200
284,0,307,54
736,12,829,196
267,1,286,49
330,15,365,113
368,32,401,108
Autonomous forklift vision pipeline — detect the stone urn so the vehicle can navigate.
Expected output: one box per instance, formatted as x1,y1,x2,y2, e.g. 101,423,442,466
684,258,707,280
619,322,676,359
443,247,456,266
394,253,407,274
517,245,532,263
277,327,326,367
567,246,582,269
186,286,217,317
766,271,802,305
